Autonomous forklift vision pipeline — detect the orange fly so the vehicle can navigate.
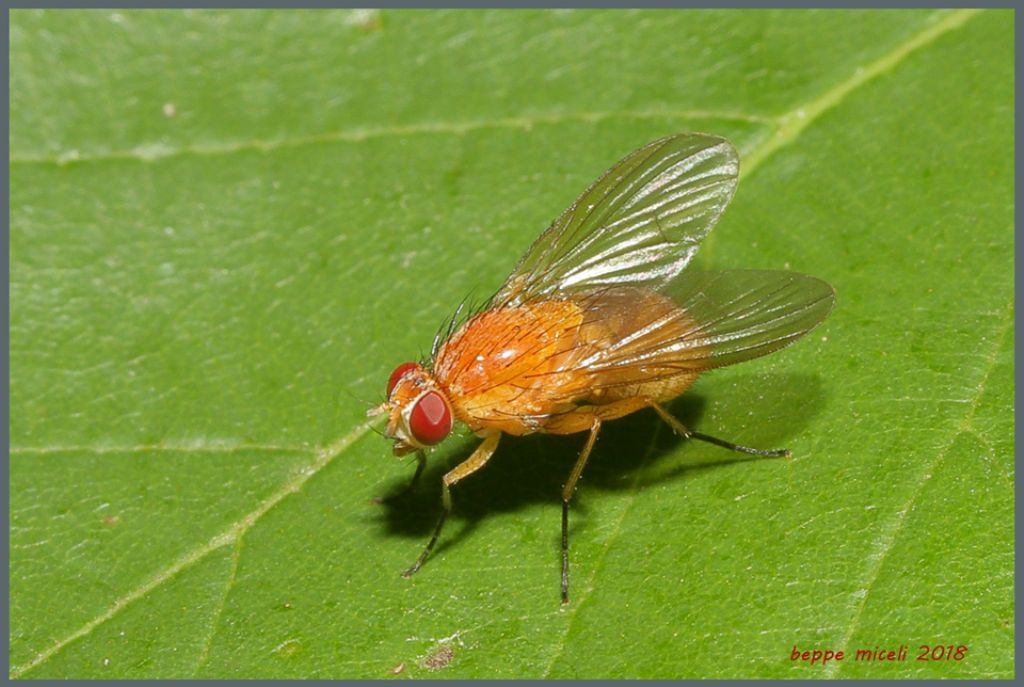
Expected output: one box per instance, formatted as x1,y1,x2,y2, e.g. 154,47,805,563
369,133,835,603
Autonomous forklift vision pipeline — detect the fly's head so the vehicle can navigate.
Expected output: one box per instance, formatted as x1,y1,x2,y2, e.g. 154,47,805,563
367,362,454,456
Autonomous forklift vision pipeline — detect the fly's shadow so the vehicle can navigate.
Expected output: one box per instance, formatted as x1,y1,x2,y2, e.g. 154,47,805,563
374,371,827,556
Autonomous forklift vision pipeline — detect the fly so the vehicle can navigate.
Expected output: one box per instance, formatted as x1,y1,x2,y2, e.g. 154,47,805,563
368,133,835,604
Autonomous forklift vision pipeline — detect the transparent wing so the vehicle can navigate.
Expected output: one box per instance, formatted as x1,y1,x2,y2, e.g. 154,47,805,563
577,271,835,385
492,133,739,306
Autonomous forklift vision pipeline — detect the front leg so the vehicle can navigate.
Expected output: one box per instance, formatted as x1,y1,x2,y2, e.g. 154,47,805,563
402,431,502,578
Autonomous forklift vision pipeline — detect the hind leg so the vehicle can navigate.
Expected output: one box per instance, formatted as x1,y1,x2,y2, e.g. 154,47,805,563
649,401,791,457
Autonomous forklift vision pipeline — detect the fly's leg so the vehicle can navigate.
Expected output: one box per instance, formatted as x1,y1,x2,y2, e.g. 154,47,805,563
560,417,602,605
557,398,788,605
650,401,791,458
402,432,501,579
557,396,654,604
408,450,428,490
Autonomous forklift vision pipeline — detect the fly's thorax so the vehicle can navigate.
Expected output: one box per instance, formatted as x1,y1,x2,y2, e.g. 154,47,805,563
375,363,454,455
430,300,594,434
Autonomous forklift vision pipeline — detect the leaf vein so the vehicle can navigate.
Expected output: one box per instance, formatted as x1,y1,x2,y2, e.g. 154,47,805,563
9,418,379,679
740,8,983,178
9,108,772,167
826,298,1012,678
192,537,243,676
9,442,314,456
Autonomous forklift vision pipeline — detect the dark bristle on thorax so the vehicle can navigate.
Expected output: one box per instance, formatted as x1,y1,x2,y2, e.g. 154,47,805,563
430,288,494,360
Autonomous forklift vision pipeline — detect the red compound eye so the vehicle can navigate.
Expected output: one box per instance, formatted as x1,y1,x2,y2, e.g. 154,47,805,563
387,362,419,397
409,391,452,446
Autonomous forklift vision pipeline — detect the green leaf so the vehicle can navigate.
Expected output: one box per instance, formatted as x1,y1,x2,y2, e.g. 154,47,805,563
10,8,1012,679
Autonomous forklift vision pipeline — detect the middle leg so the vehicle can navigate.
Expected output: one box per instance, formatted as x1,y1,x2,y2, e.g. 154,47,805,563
556,396,655,604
